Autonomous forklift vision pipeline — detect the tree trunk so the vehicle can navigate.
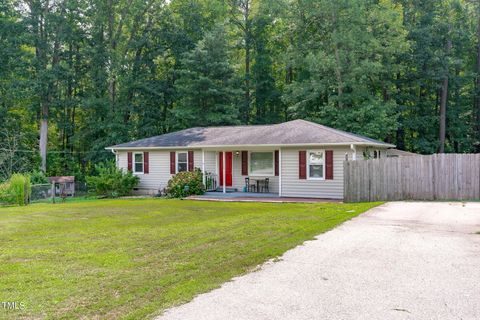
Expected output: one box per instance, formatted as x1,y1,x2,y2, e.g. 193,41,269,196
334,46,343,108
332,9,343,108
107,0,117,113
244,1,251,124
39,105,48,172
439,34,451,154
32,0,64,172
396,125,405,150
439,77,448,153
31,1,50,172
285,63,293,121
475,12,480,152
229,0,253,123
394,72,405,150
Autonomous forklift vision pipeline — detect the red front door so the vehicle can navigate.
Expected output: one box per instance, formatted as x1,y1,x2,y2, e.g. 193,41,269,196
219,152,233,187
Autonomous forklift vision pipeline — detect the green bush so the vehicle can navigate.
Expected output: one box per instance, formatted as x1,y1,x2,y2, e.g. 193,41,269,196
30,170,49,184
0,173,31,206
166,169,204,198
86,161,140,198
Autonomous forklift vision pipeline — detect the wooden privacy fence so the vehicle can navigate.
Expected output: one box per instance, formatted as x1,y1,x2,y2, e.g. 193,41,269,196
344,154,480,202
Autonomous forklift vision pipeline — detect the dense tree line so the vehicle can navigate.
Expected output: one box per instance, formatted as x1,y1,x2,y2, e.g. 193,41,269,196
0,0,479,180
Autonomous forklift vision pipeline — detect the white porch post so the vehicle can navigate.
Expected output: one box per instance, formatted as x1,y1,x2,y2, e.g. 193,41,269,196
202,149,206,186
222,151,226,194
278,148,282,197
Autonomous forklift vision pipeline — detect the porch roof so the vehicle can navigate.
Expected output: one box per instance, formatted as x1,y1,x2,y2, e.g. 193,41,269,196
107,119,395,150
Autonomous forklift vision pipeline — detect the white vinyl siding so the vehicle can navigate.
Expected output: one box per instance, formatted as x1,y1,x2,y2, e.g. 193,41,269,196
116,146,390,198
116,150,203,192
280,147,350,199
192,150,202,171
203,151,216,174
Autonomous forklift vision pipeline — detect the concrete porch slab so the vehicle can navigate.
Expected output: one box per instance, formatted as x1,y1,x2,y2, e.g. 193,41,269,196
186,192,341,203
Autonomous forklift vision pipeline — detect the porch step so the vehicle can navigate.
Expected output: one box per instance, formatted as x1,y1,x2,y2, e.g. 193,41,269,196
214,187,238,193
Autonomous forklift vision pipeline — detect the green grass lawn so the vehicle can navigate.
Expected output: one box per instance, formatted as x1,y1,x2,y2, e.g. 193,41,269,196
0,198,380,319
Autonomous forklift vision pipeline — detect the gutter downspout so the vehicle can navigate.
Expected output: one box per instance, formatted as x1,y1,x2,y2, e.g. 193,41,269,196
278,148,282,197
202,149,206,187
111,149,118,166
222,151,226,194
350,144,357,161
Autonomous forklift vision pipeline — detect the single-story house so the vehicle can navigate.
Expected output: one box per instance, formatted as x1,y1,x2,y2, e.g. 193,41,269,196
106,119,395,199
386,148,418,157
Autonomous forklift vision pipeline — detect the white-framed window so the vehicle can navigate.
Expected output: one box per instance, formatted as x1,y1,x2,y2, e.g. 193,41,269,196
249,151,274,176
176,151,188,173
307,150,325,180
134,152,144,173
363,149,382,160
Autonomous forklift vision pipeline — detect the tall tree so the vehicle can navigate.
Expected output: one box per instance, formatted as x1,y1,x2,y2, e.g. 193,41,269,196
2,0,480,182
284,0,408,140
251,0,284,124
174,26,241,128
395,0,448,152
24,0,59,172
396,0,475,153
475,1,480,152
229,0,254,123
439,26,452,154
0,0,38,180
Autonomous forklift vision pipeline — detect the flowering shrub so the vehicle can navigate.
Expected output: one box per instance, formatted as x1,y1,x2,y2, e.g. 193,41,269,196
166,169,204,198
86,161,139,197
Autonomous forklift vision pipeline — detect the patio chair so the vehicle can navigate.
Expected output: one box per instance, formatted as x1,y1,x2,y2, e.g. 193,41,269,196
261,178,269,193
245,177,257,192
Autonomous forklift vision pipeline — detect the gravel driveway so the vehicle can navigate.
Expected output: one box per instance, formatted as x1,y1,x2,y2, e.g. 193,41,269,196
156,202,480,320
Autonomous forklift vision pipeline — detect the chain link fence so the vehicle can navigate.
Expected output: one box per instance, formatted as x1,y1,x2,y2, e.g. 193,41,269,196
75,182,88,197
30,184,52,203
30,182,88,203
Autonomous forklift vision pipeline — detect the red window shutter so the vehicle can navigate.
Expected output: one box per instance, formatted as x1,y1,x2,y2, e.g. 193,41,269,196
299,151,306,179
188,150,194,171
241,151,248,175
143,152,149,174
170,152,176,174
325,150,333,180
274,150,279,176
127,152,132,172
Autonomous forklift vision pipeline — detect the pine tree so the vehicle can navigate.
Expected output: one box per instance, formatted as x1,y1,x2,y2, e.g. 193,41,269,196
174,26,241,128
251,0,283,124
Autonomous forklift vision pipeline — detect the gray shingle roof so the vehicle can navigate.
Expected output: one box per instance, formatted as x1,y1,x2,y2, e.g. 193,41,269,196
386,149,418,157
107,119,394,149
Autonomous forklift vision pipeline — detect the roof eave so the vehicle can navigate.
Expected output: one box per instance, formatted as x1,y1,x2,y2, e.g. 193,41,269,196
105,141,395,150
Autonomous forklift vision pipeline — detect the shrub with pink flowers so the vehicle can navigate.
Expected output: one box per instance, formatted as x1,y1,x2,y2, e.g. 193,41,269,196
165,169,204,198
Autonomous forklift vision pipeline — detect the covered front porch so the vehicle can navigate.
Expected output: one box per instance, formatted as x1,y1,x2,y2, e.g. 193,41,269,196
199,148,281,196
187,191,338,203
